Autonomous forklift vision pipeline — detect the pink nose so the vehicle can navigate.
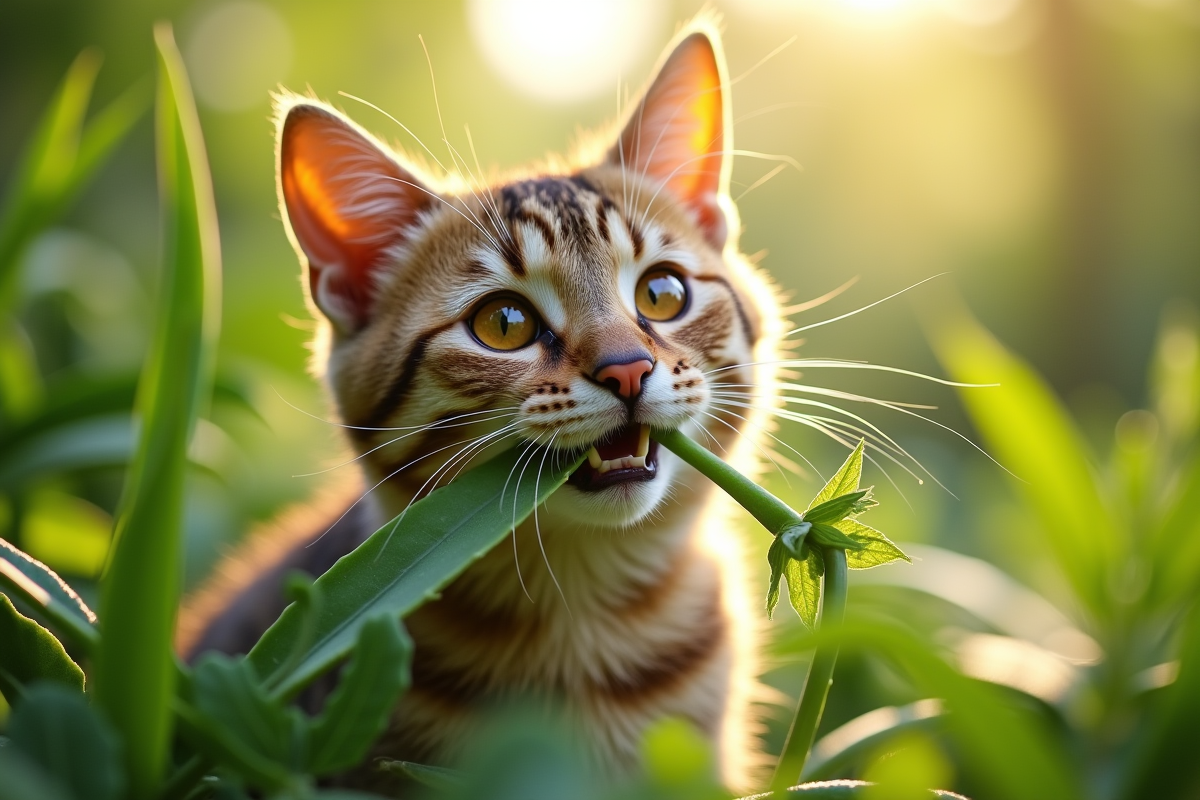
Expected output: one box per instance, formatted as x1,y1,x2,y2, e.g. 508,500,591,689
595,359,654,400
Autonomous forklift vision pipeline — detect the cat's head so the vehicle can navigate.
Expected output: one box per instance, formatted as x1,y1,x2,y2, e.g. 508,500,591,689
275,24,780,527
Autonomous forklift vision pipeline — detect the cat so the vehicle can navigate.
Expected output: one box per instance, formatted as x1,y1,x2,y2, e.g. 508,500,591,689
177,18,784,794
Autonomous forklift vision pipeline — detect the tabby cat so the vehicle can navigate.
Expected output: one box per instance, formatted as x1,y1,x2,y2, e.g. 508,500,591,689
178,19,784,793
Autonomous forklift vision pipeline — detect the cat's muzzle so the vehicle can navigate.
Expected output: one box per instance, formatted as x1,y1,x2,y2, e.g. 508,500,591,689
568,423,659,491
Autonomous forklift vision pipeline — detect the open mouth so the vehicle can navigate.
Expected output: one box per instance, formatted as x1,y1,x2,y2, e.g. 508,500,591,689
568,423,659,491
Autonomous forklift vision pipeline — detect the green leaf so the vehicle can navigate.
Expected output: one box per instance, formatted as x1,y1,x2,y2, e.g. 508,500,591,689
173,699,295,793
802,701,943,782
376,760,465,792
779,522,811,559
785,549,825,628
930,310,1116,617
0,368,259,455
808,523,866,552
766,537,789,619
0,537,97,650
0,594,84,695
0,747,73,800
307,615,413,775
803,490,875,525
837,519,911,570
0,416,134,492
7,683,125,800
808,440,865,510
248,444,583,698
92,25,220,799
189,655,307,773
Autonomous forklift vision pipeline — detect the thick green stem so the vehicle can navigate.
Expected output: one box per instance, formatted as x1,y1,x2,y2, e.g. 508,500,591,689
771,547,848,793
653,428,801,534
654,429,852,793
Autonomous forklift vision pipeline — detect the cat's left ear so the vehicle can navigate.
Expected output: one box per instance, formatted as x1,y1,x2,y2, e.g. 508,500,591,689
610,29,730,249
277,101,435,332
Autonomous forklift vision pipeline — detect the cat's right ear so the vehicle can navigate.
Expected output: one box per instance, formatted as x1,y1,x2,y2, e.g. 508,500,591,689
277,102,434,332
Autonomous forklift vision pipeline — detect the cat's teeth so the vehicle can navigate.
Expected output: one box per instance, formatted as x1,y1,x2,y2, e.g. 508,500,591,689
596,456,648,474
589,425,652,474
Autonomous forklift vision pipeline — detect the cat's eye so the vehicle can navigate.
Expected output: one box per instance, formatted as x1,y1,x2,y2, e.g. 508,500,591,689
469,295,539,351
635,266,688,322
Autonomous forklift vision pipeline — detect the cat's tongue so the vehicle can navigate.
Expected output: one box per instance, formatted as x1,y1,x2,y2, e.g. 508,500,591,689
568,423,658,491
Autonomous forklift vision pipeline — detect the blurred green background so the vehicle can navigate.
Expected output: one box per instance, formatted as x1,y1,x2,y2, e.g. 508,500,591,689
2,0,1198,791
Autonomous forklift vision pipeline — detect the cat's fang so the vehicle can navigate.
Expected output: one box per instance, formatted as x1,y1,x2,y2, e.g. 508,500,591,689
587,447,603,468
637,424,650,459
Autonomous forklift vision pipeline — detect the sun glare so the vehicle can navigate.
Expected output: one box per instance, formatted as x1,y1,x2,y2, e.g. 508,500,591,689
840,0,907,10
467,0,667,104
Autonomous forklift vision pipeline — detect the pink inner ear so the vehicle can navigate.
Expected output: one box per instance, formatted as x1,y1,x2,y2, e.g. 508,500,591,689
279,105,431,326
615,32,726,245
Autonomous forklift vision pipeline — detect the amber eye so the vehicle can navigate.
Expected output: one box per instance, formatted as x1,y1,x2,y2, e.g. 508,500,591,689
635,266,688,322
470,295,539,351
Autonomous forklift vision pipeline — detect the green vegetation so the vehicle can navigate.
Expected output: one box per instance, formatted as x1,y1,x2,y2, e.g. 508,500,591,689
2,12,1200,800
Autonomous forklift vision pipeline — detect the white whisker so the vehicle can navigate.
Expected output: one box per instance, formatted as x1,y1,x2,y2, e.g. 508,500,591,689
293,410,517,477
703,358,995,388
533,430,570,614
784,274,948,337
314,421,518,550
376,423,524,555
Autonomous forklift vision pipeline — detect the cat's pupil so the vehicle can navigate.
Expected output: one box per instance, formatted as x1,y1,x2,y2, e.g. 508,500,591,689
648,287,659,305
500,310,510,336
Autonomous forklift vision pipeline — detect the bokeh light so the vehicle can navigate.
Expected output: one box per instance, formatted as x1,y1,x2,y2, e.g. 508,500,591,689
466,0,667,103
184,1,293,113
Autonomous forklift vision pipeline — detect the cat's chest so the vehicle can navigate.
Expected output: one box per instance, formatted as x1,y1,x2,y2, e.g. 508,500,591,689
373,528,734,774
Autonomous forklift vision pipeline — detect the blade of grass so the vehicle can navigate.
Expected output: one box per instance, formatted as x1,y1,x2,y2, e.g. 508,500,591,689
247,444,583,698
929,306,1117,620
0,50,145,313
92,24,220,800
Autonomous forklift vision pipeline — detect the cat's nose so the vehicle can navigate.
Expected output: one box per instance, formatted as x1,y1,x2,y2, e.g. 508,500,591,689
594,358,654,400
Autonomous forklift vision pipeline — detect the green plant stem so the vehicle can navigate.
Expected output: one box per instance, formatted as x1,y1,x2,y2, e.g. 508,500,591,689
771,547,848,793
653,429,853,793
653,428,801,534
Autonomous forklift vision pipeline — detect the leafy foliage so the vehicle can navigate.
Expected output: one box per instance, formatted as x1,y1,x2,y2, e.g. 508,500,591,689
4,683,126,800
765,441,909,625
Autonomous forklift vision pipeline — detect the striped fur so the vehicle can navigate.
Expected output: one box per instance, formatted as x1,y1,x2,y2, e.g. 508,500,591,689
179,19,785,794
